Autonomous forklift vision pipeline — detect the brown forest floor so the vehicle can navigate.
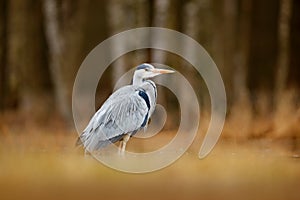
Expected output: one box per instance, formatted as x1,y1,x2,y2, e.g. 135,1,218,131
0,114,300,200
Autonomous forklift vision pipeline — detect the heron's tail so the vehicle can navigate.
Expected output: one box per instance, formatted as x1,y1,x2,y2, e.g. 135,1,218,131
75,131,116,151
75,136,83,147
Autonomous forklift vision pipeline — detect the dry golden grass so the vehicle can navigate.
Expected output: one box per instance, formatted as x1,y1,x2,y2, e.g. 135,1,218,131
0,122,300,200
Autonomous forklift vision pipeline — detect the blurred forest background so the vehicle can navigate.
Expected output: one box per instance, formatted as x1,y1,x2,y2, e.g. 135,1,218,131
1,1,300,200
0,0,300,144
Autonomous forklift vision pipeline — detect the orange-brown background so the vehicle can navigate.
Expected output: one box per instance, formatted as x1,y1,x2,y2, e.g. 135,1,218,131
0,0,299,200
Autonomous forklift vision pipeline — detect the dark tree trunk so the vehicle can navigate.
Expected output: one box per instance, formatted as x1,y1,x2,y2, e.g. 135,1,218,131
247,0,280,113
223,0,238,108
0,0,7,111
234,0,252,103
7,0,52,118
288,0,300,89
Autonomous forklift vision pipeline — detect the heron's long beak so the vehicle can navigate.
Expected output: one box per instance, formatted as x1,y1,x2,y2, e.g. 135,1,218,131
151,68,175,74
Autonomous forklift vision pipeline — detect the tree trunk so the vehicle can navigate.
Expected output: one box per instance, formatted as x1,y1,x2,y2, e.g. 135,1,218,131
107,0,150,85
181,0,203,117
7,0,52,118
227,0,253,140
247,0,280,137
223,0,238,108
107,0,129,86
276,0,292,97
211,0,225,81
151,0,180,128
272,0,300,140
43,0,90,123
134,0,150,65
0,0,7,111
247,0,280,114
151,0,180,63
288,0,300,89
234,0,252,103
273,0,293,138
191,0,213,111
43,0,69,121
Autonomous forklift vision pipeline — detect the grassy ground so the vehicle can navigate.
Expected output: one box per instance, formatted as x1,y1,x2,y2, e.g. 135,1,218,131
0,127,299,200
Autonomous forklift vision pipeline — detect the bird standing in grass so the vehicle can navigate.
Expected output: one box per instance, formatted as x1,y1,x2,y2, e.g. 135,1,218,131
76,63,174,155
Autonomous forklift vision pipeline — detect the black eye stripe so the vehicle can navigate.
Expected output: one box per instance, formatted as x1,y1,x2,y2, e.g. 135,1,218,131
136,64,153,71
136,65,148,70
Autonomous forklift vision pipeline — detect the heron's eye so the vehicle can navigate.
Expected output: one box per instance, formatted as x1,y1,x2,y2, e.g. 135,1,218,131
145,68,149,71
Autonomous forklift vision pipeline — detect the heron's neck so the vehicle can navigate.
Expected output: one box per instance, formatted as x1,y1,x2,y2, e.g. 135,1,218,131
132,75,144,85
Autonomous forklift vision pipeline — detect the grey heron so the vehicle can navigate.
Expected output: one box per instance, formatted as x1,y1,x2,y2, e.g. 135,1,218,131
76,63,174,155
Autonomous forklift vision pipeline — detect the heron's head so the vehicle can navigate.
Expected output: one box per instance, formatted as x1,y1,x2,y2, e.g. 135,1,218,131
133,63,174,85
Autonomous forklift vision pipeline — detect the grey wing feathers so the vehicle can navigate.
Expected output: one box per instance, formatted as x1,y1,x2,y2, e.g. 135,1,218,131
77,86,149,152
